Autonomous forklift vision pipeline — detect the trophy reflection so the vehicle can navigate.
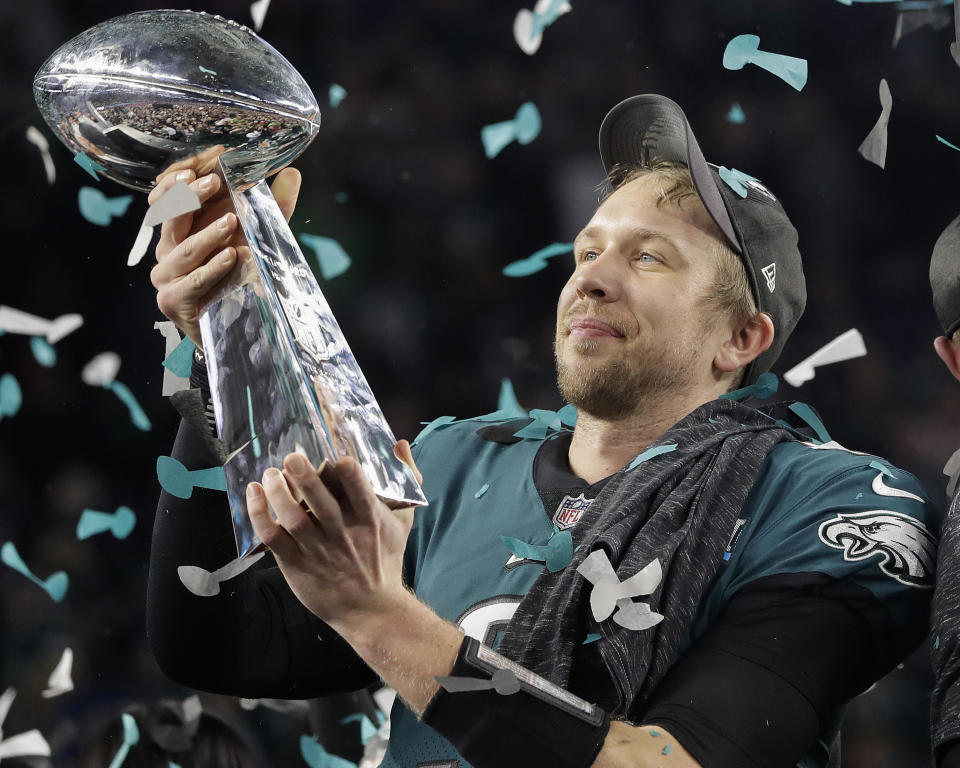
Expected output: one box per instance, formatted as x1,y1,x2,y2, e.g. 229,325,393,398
34,9,428,557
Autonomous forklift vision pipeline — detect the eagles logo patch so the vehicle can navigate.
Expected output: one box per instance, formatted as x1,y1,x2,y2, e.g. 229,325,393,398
818,510,936,588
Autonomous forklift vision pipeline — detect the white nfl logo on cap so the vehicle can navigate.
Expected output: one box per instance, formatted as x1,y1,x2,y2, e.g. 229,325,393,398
762,263,776,293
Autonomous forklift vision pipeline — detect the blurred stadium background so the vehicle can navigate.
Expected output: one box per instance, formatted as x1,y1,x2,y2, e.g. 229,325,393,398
2,0,959,764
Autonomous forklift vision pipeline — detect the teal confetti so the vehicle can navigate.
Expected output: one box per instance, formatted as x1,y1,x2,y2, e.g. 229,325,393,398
170,763,182,768
247,386,262,458
787,402,831,443
77,506,137,540
1,541,69,602
299,234,352,279
78,186,133,226
334,191,350,203
513,420,549,440
107,713,140,768
723,34,808,91
497,378,527,418
339,713,378,744
855,492,863,499
198,65,217,75
936,635,941,649
481,102,541,158
500,529,573,572
662,744,672,755
162,336,196,377
626,443,677,471
557,403,577,427
412,415,457,445
583,633,602,644
718,167,761,199
329,83,347,108
0,373,23,420
30,335,56,367
73,151,106,181
503,242,573,277
719,372,779,401
529,408,562,431
475,483,490,499
937,135,960,152
157,456,227,499
529,0,569,39
108,381,151,431
869,459,893,477
726,103,746,124
300,734,358,768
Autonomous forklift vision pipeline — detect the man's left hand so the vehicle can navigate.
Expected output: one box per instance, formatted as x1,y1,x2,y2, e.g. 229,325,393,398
246,440,420,632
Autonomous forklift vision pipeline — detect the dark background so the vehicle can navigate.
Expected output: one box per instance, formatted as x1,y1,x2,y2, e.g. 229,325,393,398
1,0,959,764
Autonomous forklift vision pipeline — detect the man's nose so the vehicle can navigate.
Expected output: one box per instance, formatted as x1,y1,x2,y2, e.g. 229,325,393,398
574,253,622,302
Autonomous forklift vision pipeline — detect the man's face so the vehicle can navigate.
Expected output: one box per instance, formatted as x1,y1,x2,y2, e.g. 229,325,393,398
555,173,732,419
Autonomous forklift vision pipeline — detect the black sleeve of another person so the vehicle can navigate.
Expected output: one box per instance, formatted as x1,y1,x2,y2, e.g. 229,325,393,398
641,573,917,768
146,420,378,698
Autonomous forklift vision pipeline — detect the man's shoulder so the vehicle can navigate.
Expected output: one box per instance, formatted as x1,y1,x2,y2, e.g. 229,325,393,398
758,438,932,509
728,437,939,594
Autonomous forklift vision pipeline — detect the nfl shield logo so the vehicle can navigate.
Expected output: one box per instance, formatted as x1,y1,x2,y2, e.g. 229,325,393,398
553,493,593,530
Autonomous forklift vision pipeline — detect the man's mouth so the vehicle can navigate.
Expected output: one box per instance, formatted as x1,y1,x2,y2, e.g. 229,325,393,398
567,317,624,339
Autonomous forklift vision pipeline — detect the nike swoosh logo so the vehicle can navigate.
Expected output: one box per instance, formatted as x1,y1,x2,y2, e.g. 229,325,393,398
872,472,924,503
505,554,538,570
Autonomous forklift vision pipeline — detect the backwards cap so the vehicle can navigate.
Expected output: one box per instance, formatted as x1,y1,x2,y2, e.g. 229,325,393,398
598,94,807,385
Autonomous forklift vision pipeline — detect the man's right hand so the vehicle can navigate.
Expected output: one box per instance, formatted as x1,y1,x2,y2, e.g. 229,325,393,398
149,146,302,348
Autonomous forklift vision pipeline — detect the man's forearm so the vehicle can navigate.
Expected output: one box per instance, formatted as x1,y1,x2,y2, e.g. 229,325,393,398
328,589,463,715
331,592,700,768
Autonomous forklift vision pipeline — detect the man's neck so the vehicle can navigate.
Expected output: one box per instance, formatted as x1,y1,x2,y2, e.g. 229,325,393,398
567,388,719,485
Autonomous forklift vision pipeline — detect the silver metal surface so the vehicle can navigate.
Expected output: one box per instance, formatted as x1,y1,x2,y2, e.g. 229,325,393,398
35,10,428,557
33,9,320,191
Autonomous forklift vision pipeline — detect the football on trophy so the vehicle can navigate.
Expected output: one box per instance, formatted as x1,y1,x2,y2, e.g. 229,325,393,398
33,9,320,191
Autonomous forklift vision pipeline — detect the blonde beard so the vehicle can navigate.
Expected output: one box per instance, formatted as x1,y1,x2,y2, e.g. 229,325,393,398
554,335,703,420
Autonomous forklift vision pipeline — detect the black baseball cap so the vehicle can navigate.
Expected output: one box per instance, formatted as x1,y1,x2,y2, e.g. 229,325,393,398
598,94,807,385
930,212,960,336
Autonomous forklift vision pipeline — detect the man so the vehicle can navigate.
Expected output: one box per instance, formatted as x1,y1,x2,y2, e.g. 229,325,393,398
929,213,960,767
147,95,937,767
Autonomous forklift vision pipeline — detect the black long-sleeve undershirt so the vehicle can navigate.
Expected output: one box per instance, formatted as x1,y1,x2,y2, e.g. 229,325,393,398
146,419,377,698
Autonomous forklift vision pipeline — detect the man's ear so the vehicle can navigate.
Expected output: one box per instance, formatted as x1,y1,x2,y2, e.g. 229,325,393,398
934,336,960,383
714,313,775,374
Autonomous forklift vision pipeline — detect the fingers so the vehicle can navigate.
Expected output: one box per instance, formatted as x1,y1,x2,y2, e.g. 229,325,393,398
261,466,327,544
283,454,347,533
155,144,226,183
394,439,424,484
246,481,298,559
335,457,381,524
270,167,302,224
152,212,237,288
156,172,226,254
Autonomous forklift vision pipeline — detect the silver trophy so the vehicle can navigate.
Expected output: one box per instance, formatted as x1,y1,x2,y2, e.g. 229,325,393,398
34,9,427,557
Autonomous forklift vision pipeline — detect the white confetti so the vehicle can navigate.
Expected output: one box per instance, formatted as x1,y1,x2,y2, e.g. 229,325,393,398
250,0,271,31
0,306,83,344
782,329,867,387
178,550,266,597
81,351,121,386
154,321,191,396
576,550,663,629
26,127,55,185
41,647,74,698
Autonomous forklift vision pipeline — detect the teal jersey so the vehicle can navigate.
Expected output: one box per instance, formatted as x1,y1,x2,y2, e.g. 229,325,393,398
380,420,938,768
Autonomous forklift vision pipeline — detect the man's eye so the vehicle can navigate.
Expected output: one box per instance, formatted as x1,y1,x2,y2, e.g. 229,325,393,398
637,252,658,263
581,251,599,262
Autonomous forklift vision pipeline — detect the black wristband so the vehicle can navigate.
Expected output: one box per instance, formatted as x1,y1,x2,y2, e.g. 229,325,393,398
422,637,610,768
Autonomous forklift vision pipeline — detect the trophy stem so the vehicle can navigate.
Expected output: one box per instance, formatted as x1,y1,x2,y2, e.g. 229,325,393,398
195,159,427,558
